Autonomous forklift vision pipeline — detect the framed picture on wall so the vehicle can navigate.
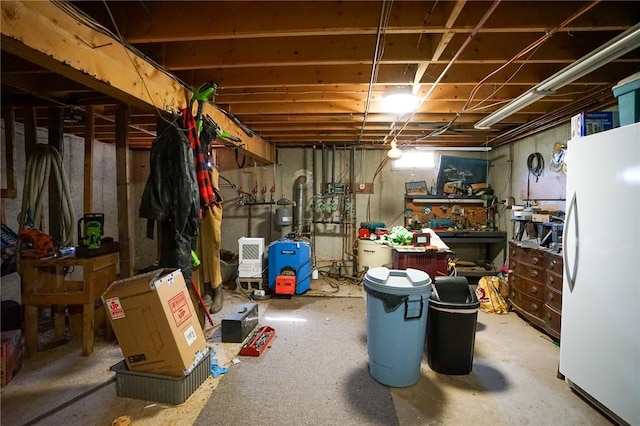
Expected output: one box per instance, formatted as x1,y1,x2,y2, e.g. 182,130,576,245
435,155,488,195
405,180,428,195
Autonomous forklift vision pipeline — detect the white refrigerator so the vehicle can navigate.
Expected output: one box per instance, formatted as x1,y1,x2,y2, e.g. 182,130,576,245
560,122,640,425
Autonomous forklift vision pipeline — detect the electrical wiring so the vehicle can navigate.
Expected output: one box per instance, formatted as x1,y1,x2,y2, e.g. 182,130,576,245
357,0,394,144
391,0,599,147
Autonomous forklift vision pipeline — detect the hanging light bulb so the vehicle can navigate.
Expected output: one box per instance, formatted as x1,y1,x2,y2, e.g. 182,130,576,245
387,139,403,160
381,92,420,114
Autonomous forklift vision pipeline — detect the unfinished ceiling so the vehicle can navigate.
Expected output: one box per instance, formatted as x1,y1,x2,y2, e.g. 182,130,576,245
1,1,639,155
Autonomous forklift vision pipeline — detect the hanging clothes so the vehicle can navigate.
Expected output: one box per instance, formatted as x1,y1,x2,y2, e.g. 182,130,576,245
181,108,215,210
139,116,200,282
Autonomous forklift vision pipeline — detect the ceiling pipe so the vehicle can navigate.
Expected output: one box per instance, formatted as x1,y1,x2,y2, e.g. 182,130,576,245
357,0,394,144
462,0,601,115
385,0,502,145
474,22,640,129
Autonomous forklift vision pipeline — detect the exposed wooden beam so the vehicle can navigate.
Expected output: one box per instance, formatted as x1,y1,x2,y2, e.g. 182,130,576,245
1,0,274,163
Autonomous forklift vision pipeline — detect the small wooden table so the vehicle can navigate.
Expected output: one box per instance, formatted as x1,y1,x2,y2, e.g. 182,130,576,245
20,252,118,356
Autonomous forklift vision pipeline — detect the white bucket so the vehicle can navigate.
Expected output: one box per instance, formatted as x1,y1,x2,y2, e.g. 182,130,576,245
357,239,392,272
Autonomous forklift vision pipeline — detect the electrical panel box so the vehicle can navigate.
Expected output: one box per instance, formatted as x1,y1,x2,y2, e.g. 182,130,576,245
238,237,265,279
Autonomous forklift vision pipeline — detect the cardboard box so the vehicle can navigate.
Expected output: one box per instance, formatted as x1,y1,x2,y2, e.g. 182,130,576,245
531,207,559,223
102,269,207,377
1,329,24,387
570,111,618,139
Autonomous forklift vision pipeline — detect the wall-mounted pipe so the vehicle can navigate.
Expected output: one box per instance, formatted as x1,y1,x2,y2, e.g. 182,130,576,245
350,145,357,275
312,146,318,196
322,145,327,195
293,175,307,235
331,144,336,186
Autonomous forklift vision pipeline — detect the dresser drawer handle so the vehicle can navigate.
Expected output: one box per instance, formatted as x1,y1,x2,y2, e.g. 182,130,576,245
510,292,515,298
532,256,540,264
548,276,554,284
549,260,557,268
531,303,539,311
530,270,539,278
530,286,538,294
546,313,552,321
547,293,553,301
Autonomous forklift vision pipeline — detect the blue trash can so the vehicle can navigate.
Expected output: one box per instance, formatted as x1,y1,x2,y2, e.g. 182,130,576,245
364,267,432,387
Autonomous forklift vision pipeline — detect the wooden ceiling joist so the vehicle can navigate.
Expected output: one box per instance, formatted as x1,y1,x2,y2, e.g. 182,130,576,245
0,0,274,163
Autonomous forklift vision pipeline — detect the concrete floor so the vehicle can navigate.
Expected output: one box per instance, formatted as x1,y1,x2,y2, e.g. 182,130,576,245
0,278,613,426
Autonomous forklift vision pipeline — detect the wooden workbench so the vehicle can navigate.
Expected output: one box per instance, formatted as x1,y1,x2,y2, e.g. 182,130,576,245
20,251,118,356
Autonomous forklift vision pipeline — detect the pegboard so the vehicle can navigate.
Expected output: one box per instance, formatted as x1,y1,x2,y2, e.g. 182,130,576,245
404,197,490,229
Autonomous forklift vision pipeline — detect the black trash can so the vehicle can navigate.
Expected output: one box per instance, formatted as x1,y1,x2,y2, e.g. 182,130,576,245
426,276,480,375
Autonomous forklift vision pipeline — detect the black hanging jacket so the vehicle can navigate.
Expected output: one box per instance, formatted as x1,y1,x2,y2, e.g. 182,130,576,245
139,119,200,241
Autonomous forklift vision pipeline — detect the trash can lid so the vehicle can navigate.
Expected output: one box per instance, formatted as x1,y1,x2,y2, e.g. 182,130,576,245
364,267,432,296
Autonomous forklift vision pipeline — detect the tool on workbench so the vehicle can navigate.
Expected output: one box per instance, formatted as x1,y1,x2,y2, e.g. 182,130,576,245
239,325,276,357
18,227,55,259
76,213,120,258
190,81,217,133
78,213,104,250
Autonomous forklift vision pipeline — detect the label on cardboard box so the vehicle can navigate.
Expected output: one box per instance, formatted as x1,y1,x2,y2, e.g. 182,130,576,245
184,325,197,346
105,297,125,320
168,291,192,328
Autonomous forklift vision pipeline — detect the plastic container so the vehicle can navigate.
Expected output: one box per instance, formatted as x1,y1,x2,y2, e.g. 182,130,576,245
364,267,432,387
357,239,392,272
613,72,640,126
111,348,211,404
426,277,480,375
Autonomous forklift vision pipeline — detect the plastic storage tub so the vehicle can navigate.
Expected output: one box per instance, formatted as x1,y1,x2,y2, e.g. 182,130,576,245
364,267,432,387
358,239,392,272
426,276,480,375
613,73,640,126
111,348,211,404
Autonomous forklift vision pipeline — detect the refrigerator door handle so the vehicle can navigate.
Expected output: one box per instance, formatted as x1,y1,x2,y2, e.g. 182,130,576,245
563,191,579,292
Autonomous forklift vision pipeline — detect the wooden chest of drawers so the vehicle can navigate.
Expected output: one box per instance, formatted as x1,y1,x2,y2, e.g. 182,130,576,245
508,241,563,339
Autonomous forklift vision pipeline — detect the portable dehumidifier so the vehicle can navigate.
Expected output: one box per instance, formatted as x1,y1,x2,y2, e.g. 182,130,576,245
238,237,265,279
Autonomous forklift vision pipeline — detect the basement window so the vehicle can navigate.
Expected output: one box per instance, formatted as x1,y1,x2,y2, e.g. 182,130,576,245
392,150,435,170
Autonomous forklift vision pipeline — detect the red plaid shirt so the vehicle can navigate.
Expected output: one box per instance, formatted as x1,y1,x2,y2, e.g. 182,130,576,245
181,108,215,210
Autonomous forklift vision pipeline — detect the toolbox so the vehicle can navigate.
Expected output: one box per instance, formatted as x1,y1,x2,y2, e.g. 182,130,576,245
239,326,276,357
221,303,259,343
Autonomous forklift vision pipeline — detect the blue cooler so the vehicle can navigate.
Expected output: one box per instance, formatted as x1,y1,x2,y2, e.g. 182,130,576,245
364,267,432,387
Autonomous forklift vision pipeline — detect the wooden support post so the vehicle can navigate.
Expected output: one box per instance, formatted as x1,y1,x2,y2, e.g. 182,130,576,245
48,106,64,243
116,105,134,278
1,107,17,199
84,105,94,213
